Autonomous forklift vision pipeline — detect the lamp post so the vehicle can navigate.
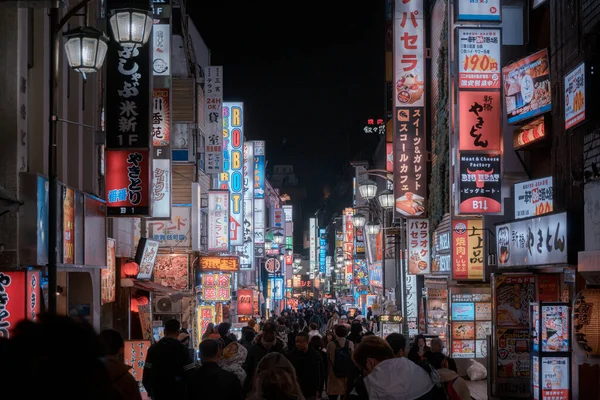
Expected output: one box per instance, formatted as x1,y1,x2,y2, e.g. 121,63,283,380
48,1,152,315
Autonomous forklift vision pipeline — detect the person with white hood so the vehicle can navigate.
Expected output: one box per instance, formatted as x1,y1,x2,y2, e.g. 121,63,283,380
352,335,437,400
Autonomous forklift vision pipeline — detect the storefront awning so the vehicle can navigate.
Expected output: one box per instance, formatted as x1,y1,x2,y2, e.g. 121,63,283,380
133,280,190,301
0,184,23,217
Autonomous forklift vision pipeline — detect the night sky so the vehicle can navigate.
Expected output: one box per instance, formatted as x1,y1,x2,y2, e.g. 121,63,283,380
190,3,385,214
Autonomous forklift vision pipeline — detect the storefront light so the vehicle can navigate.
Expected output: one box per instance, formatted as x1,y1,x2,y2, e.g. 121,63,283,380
378,189,395,210
273,232,284,244
352,212,367,227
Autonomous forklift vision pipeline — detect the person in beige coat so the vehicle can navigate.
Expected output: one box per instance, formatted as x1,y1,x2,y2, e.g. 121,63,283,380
326,324,354,399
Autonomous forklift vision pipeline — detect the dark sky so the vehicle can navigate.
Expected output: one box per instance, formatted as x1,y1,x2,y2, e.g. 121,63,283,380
190,2,385,213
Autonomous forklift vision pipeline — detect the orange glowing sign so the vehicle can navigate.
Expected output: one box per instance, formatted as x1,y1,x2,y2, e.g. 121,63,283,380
124,340,150,382
199,256,240,272
459,91,501,152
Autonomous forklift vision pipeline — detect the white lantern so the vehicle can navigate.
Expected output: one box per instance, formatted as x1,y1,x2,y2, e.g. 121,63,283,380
273,232,285,244
378,189,395,210
365,221,381,235
352,212,367,227
359,180,378,201
63,27,109,74
108,8,153,47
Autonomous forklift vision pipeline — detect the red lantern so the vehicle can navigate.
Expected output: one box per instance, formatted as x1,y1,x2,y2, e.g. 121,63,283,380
130,295,149,313
122,261,140,278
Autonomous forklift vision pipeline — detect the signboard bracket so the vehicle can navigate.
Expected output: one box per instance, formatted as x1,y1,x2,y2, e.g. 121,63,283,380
513,149,532,180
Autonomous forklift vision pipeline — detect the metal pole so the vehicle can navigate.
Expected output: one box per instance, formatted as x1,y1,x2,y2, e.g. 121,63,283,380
400,218,408,334
48,7,60,315
381,209,386,303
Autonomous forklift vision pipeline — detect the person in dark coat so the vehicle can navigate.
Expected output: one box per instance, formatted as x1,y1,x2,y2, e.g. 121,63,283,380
286,332,323,400
99,329,142,400
218,322,235,347
242,321,285,393
188,339,243,400
143,319,194,400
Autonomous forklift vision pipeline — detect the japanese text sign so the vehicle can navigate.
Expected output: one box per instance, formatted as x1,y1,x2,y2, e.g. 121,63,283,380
201,273,231,302
152,24,170,76
394,0,425,107
497,212,567,267
26,270,40,321
106,149,150,216
503,49,552,124
219,103,244,245
208,191,230,252
237,289,253,315
459,91,501,151
319,229,327,274
204,66,224,174
299,275,312,288
240,141,254,269
457,0,500,22
102,238,116,305
459,153,502,214
106,41,150,149
199,256,240,272
457,28,501,89
268,277,284,300
394,108,427,217
452,219,484,280
197,305,216,336
152,89,170,147
147,206,191,247
343,208,354,261
124,341,149,382
0,271,26,338
514,177,553,219
253,141,265,199
407,219,431,275
135,238,159,280
63,186,75,264
151,158,171,218
564,62,586,130
310,218,317,272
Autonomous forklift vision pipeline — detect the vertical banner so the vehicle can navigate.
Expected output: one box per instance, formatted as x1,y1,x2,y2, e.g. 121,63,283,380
407,219,431,275
151,158,171,218
208,191,230,252
310,218,317,273
457,28,501,90
102,238,117,305
26,270,41,321
452,219,484,280
253,141,266,199
204,66,224,174
63,187,75,264
458,91,502,151
343,208,354,264
458,154,502,214
319,229,327,274
240,141,255,269
253,141,266,258
220,103,244,245
152,89,170,146
152,24,170,76
106,149,150,216
0,271,26,338
394,0,426,218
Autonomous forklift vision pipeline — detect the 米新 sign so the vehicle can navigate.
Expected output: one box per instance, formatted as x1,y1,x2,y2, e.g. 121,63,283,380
106,149,150,216
458,91,501,151
457,28,501,89
407,219,430,275
503,49,552,124
457,0,500,22
207,191,230,252
514,177,553,219
564,62,586,130
458,154,502,214
496,212,567,267
199,256,240,272
452,219,484,280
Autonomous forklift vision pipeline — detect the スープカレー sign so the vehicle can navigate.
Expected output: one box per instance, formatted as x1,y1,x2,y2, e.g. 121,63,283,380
459,91,501,151
394,0,425,107
394,108,427,217
503,49,552,124
106,149,150,216
452,219,484,280
457,28,501,89
204,66,223,174
459,154,502,214
208,191,230,252
497,212,567,267
457,0,501,22
514,177,553,219
407,219,430,274
564,62,586,130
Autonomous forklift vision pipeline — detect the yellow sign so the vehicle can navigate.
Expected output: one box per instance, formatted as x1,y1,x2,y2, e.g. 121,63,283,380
200,256,240,272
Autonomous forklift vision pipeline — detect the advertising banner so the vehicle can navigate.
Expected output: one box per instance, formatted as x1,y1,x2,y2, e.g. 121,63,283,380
208,191,230,252
394,0,425,107
503,49,552,124
135,238,159,280
199,256,240,272
63,187,75,264
353,259,369,294
268,277,284,300
152,24,170,76
26,270,41,321
310,218,317,272
102,238,117,305
459,91,501,151
319,229,327,274
152,89,170,146
154,254,189,290
564,62,586,130
394,108,427,217
124,341,150,383
457,28,501,89
204,66,224,174
541,357,569,400
197,305,216,337
220,103,244,245
147,206,191,247
457,0,501,22
495,275,536,328
514,177,553,219
237,289,253,315
0,271,25,338
405,254,418,336
459,153,502,214
106,149,150,216
240,141,254,269
497,212,567,267
452,219,484,280
253,141,265,198
151,158,171,218
407,219,430,274
201,273,231,302
106,35,150,149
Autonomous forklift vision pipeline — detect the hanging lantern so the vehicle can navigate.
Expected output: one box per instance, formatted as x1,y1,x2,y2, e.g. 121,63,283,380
108,8,153,47
130,295,149,313
63,27,109,74
122,260,140,278
574,289,600,356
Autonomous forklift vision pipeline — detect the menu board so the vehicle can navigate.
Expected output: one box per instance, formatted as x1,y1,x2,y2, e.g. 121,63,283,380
477,339,488,358
452,340,475,358
541,357,569,400
452,302,475,320
495,275,536,328
453,321,475,339
476,321,492,339
476,303,492,320
451,292,492,359
496,329,530,378
382,322,401,338
541,305,569,352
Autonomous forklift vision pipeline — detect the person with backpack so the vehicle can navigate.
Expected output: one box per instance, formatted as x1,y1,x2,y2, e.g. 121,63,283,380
427,352,471,400
327,324,354,400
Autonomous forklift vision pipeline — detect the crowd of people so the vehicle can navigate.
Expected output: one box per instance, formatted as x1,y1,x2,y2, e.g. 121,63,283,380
0,299,471,400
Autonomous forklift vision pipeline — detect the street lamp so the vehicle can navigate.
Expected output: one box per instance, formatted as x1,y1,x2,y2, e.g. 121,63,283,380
358,180,378,201
63,27,109,74
336,254,344,263
286,248,293,257
352,212,367,228
294,256,302,265
273,232,285,245
108,8,153,47
378,189,395,210
365,220,381,235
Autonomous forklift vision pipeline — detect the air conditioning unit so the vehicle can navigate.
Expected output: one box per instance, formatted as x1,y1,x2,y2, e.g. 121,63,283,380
153,295,182,314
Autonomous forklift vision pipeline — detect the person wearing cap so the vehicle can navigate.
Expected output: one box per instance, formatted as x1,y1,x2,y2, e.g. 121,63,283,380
242,321,285,393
